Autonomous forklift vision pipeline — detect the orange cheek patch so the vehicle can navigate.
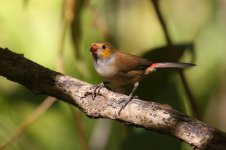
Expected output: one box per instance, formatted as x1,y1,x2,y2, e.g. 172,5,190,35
102,48,111,58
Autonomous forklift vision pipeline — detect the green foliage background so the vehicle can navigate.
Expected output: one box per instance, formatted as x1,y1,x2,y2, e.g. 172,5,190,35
0,0,226,150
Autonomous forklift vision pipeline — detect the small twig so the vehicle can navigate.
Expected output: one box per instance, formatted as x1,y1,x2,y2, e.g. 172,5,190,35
151,0,200,118
152,0,172,45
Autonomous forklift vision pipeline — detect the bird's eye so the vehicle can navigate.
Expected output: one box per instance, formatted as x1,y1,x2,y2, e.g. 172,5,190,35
102,45,106,49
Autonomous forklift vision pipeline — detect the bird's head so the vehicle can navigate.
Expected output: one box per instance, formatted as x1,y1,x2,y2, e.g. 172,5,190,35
90,42,116,60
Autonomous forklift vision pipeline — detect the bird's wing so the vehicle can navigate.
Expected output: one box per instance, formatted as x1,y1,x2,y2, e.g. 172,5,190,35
115,51,151,72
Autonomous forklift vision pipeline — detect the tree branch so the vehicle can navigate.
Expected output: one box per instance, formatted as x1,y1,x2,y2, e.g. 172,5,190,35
0,48,226,150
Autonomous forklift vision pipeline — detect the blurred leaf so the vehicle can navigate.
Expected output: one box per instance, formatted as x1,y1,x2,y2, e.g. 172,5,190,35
23,0,29,8
70,0,88,59
142,43,195,62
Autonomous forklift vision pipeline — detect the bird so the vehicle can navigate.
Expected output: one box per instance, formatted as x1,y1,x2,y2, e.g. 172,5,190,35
90,41,195,112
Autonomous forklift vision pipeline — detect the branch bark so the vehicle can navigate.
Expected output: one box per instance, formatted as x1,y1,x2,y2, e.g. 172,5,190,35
0,48,226,150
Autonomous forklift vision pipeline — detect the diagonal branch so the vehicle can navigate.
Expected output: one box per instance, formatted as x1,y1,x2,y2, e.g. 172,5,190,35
0,48,226,150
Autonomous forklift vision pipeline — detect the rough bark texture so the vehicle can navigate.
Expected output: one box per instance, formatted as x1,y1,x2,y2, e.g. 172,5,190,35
0,48,226,150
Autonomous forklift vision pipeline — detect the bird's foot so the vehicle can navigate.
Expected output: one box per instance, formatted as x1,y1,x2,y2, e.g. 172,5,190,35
92,82,107,100
118,94,134,114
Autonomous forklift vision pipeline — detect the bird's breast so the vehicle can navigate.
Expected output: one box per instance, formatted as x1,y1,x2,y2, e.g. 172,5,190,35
94,56,118,78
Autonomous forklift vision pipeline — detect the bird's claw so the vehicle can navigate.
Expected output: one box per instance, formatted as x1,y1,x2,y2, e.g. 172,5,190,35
118,94,134,114
92,82,105,100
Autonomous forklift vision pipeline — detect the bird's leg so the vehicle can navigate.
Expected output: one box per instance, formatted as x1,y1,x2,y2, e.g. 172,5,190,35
119,82,139,113
92,81,110,100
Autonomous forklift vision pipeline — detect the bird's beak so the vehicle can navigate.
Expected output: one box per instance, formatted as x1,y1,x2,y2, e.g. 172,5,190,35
90,43,98,54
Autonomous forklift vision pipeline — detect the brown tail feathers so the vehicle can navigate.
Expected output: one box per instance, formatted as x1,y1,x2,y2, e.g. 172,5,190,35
146,62,195,74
